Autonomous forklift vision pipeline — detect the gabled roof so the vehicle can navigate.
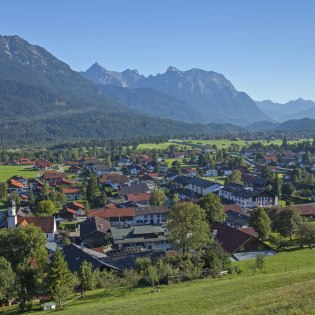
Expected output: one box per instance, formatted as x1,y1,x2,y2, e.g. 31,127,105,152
63,244,115,272
118,183,150,196
127,193,151,202
87,208,135,219
100,250,166,270
80,217,111,238
18,216,55,233
44,171,67,180
8,179,24,188
212,221,255,254
62,187,82,194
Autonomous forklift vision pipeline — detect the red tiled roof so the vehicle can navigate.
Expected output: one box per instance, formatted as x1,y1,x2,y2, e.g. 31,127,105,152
44,171,67,180
18,216,55,233
62,187,81,194
87,207,135,219
71,201,85,209
9,179,24,189
127,193,151,202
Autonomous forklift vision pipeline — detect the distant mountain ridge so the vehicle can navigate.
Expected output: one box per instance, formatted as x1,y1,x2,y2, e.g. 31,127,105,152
256,98,315,122
82,63,269,125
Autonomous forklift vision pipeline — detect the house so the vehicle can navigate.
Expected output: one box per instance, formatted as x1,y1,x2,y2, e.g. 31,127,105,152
223,204,250,228
68,165,83,174
35,160,53,170
99,249,166,270
99,173,129,189
49,177,74,187
111,224,171,251
128,164,142,175
80,217,111,247
19,158,34,165
219,183,278,208
204,168,218,177
63,244,115,272
127,193,151,205
138,174,155,189
133,206,169,225
63,243,165,272
182,168,198,177
212,221,275,261
8,179,28,194
59,201,85,220
118,183,151,198
92,164,115,176
87,208,135,224
62,187,82,201
187,178,221,196
43,171,67,183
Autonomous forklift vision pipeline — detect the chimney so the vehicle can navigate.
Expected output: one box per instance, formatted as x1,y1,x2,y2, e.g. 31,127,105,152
212,229,218,239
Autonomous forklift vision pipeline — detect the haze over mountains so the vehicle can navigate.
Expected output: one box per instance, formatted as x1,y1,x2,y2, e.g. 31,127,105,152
82,63,269,125
256,98,315,122
0,34,314,145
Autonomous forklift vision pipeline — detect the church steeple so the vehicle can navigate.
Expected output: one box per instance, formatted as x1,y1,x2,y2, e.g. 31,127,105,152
8,199,17,228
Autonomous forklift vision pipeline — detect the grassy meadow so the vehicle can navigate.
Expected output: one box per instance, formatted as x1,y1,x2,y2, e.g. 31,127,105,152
137,138,312,151
0,165,39,181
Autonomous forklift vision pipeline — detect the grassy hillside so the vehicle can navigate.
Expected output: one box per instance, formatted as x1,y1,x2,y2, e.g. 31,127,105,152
2,249,314,315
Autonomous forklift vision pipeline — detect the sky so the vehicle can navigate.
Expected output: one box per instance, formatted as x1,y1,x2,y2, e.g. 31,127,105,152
1,0,315,103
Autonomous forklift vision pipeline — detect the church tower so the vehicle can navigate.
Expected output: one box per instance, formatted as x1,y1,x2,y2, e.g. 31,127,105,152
7,199,17,228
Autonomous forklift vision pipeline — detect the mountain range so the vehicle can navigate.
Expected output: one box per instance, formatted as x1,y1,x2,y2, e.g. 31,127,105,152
256,98,315,122
0,34,314,145
82,63,269,125
0,35,246,145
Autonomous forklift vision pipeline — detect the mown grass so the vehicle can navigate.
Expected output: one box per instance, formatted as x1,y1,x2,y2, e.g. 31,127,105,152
2,249,315,315
0,165,39,181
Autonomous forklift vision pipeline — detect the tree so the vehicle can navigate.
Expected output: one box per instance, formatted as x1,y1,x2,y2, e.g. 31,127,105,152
225,170,243,185
249,208,272,239
0,225,47,271
150,187,167,206
17,264,43,312
122,269,141,291
86,175,100,204
297,222,315,249
273,173,282,197
172,193,180,205
282,183,295,197
198,193,225,227
100,270,121,296
0,257,16,303
36,199,57,216
201,242,231,274
255,254,265,273
48,248,74,308
0,181,7,201
78,261,97,297
168,202,210,255
276,207,302,240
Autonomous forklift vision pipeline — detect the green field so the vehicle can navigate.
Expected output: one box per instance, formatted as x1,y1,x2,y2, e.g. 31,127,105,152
0,165,39,181
2,249,315,315
137,138,312,151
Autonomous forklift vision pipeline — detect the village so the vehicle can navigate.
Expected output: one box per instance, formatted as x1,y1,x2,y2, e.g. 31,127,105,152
1,136,315,311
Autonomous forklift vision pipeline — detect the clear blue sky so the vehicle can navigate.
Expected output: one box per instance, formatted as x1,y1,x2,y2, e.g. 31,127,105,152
1,0,315,102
